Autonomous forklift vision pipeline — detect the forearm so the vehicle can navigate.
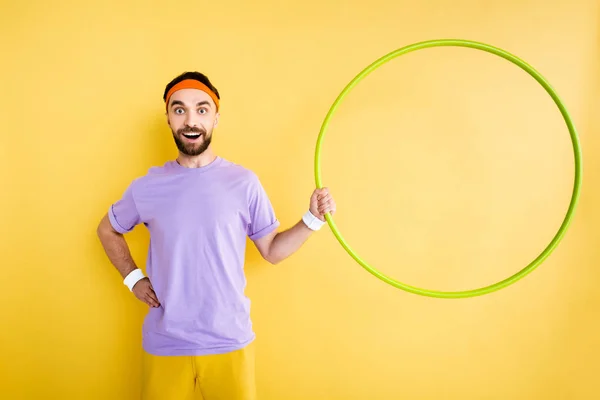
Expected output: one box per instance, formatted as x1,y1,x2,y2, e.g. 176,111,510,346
266,219,314,264
97,216,139,278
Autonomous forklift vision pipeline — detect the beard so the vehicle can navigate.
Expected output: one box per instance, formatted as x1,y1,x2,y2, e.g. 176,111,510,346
172,125,213,156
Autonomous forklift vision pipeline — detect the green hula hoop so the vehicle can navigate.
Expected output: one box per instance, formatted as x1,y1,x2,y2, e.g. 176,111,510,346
314,39,582,298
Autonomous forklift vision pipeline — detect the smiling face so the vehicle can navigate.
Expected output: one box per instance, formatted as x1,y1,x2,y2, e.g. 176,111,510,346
166,88,220,156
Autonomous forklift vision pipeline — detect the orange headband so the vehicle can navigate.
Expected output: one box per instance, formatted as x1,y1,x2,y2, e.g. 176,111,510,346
165,79,220,111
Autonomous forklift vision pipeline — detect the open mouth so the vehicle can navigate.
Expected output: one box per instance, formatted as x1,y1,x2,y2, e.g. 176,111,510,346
182,133,202,140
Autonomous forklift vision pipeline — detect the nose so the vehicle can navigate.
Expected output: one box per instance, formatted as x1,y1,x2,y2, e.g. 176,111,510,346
185,111,199,127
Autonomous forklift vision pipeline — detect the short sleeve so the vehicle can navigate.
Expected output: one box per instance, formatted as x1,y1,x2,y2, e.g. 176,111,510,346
247,175,280,241
108,183,141,234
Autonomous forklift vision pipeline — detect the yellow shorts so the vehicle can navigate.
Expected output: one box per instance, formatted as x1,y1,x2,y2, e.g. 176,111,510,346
141,343,256,400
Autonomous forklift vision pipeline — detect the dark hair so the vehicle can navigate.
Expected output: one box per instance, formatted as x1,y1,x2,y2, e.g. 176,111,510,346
163,71,220,103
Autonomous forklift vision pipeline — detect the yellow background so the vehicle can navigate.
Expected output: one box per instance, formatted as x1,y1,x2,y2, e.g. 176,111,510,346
1,0,598,398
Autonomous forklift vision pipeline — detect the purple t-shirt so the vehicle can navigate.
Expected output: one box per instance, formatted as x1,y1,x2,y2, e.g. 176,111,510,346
108,156,279,356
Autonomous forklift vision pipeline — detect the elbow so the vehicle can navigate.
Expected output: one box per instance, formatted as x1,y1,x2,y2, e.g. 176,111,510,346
97,214,118,239
265,256,280,265
96,220,105,236
264,252,284,265
96,221,105,238
96,220,108,238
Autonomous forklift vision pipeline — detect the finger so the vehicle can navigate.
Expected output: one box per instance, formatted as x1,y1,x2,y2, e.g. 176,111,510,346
319,207,332,215
317,200,331,211
144,288,160,306
318,193,332,203
141,295,153,307
148,290,161,306
316,187,328,198
144,294,159,308
319,200,334,211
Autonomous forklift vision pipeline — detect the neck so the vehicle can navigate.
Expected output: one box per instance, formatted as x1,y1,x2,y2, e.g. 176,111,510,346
176,148,217,168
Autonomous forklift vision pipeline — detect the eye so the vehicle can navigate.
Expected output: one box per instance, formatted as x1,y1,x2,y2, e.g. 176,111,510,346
174,108,185,115
198,108,208,114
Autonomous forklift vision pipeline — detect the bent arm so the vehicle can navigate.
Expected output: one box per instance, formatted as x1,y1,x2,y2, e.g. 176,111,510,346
96,213,139,278
253,220,313,265
252,187,335,265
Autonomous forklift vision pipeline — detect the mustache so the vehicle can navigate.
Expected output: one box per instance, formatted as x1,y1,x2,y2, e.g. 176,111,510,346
177,126,206,135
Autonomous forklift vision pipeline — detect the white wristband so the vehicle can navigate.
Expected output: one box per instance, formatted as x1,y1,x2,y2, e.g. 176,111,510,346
123,268,145,291
302,210,326,231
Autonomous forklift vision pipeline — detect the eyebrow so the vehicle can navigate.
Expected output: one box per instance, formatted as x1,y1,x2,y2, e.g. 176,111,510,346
170,100,212,108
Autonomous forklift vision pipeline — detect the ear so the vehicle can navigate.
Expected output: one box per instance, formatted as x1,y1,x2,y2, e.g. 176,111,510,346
213,112,220,128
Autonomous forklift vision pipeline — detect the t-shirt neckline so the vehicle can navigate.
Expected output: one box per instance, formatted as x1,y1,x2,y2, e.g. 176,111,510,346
171,156,223,173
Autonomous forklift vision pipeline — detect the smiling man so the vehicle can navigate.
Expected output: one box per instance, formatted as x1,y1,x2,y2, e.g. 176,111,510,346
96,71,336,400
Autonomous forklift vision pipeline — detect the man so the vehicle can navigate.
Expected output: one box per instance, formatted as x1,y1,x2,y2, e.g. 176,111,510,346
96,71,336,400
